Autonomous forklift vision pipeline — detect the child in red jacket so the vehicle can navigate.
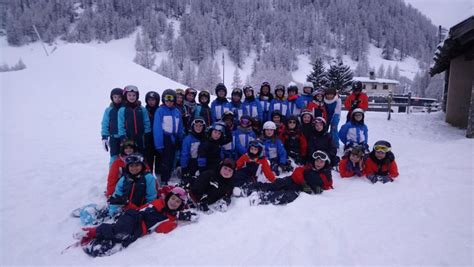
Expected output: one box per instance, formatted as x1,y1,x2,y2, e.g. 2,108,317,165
105,140,140,197
339,145,366,178
364,140,399,183
74,186,198,257
344,81,369,122
278,115,307,165
234,139,276,188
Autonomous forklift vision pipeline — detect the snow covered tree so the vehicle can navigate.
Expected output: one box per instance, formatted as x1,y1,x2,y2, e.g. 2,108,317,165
307,58,327,87
164,22,175,51
172,36,188,70
377,64,385,78
12,58,26,71
386,65,394,79
156,58,180,82
326,59,353,93
134,32,156,70
354,53,370,76
393,65,400,80
195,57,221,93
181,58,197,88
232,68,243,89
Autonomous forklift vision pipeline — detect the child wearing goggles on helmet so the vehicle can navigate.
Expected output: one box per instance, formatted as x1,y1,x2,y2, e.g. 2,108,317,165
364,140,399,183
74,186,198,257
118,85,152,153
307,117,339,167
233,139,276,190
300,82,314,107
180,117,206,185
101,88,124,165
339,145,366,178
246,150,333,206
233,115,257,157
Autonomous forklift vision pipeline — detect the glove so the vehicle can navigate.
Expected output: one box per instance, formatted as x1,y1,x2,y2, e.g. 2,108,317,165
108,195,128,205
280,163,294,173
381,175,393,184
177,210,200,222
210,199,228,212
102,139,109,152
367,175,378,184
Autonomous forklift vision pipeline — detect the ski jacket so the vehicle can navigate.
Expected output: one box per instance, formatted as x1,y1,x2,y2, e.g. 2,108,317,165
153,105,184,150
118,103,151,140
229,101,245,124
307,131,338,166
279,130,308,158
194,104,212,126
113,171,157,209
269,98,289,120
236,154,275,182
338,121,368,146
300,94,313,107
243,99,263,121
106,157,151,197
101,103,122,139
210,98,230,122
324,96,342,125
262,137,287,164
344,92,369,117
364,152,399,178
180,132,204,169
339,157,365,178
197,139,223,171
287,95,305,116
233,126,257,156
190,169,234,205
258,94,273,122
291,166,333,190
138,199,178,235
307,101,328,121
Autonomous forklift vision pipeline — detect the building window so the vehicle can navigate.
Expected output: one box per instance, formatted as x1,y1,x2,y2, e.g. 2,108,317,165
383,84,389,90
372,84,377,89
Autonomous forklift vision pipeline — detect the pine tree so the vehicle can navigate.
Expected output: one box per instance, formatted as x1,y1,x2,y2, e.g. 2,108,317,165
232,68,243,89
326,59,353,93
386,65,393,79
393,65,400,80
134,32,156,70
354,53,370,76
306,58,327,87
181,58,196,87
164,22,174,51
377,64,385,78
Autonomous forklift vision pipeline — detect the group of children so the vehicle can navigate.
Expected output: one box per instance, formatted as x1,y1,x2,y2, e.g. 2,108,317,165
74,81,399,257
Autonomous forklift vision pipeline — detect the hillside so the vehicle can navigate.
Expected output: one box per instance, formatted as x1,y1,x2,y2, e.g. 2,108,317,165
0,40,472,266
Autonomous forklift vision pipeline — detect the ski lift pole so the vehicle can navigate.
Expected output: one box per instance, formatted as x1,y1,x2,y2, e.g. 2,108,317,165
32,25,49,57
387,89,393,120
222,52,225,84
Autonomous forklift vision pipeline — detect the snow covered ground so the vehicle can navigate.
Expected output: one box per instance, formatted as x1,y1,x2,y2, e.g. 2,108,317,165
1,41,473,266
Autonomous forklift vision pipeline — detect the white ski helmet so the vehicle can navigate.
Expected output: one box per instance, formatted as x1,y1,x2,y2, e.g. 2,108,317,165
262,121,277,130
303,82,314,89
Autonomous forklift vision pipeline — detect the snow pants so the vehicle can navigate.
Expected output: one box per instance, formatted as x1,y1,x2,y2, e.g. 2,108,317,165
160,135,176,184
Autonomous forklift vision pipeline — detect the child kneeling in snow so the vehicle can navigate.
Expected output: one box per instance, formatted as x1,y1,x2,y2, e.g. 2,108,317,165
247,150,333,206
74,186,198,257
364,140,399,183
339,145,366,178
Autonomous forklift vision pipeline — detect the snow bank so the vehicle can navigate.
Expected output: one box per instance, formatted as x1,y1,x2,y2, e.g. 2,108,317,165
1,42,472,266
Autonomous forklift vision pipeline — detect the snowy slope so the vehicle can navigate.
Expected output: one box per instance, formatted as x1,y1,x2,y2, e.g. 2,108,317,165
1,42,473,266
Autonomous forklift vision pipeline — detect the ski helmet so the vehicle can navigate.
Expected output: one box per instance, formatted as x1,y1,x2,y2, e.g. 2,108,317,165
260,82,271,94
274,84,285,95
185,88,197,98
110,88,123,101
373,140,392,153
190,116,206,135
263,121,277,130
285,115,300,129
120,139,138,155
352,81,363,91
232,88,243,98
312,150,330,165
248,139,264,157
170,186,188,202
145,91,160,105
175,88,185,96
271,110,283,121
198,90,210,104
312,89,325,97
350,145,365,157
215,83,227,96
124,153,146,171
162,89,177,103
303,82,314,94
209,121,226,137
351,108,365,122
123,85,139,98
223,110,234,121
243,85,254,95
287,82,298,94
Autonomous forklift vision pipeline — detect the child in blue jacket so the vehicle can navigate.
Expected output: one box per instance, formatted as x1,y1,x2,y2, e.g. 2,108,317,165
153,89,185,185
261,121,292,175
180,117,206,185
269,84,289,121
242,85,263,121
233,115,257,157
118,85,151,153
338,108,368,151
229,88,244,125
300,82,314,107
324,87,342,149
101,88,123,165
258,82,273,123
287,83,305,117
210,83,230,122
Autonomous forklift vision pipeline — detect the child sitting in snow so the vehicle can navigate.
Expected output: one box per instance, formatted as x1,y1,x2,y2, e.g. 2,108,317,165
74,186,198,257
233,139,276,188
246,150,333,206
339,145,366,178
338,108,369,152
364,140,399,183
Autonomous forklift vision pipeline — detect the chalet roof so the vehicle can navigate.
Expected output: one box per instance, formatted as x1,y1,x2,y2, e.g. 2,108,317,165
353,76,400,84
430,16,474,76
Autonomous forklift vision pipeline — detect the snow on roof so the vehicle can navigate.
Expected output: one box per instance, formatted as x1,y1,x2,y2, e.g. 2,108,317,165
353,76,400,84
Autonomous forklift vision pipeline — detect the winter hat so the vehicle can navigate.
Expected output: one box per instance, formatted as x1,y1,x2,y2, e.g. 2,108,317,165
232,88,243,98
300,109,314,122
110,88,123,101
162,89,177,103
120,139,138,155
312,89,325,97
145,91,160,104
219,158,236,172
124,85,139,99
198,90,210,105
263,121,277,130
350,145,365,157
248,139,264,158
215,83,227,96
352,81,363,91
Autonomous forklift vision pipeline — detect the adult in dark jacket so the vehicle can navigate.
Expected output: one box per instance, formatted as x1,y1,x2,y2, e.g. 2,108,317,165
307,117,338,167
190,158,236,213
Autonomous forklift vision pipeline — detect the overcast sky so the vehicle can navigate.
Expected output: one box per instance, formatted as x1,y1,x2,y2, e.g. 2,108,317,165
404,0,473,28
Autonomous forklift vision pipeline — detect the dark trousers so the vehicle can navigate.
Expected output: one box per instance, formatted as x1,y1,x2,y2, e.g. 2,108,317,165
160,135,176,183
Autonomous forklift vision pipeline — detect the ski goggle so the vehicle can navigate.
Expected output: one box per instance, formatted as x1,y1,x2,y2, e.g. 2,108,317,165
125,153,144,165
124,85,139,93
212,124,226,132
171,187,188,202
374,145,391,153
186,89,197,95
192,119,205,127
287,120,297,124
312,151,330,163
240,118,251,126
163,95,175,101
